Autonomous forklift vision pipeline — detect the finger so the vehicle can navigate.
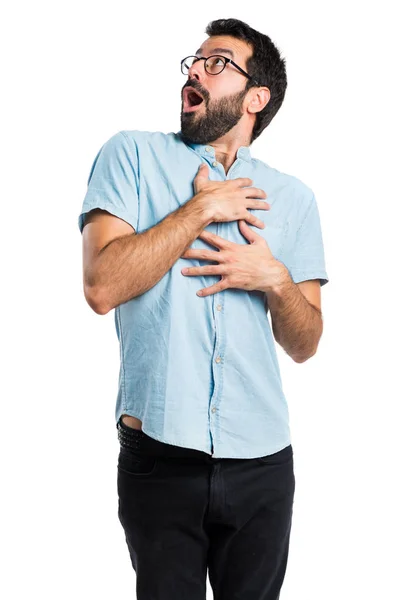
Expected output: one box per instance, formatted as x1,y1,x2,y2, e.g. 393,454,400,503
193,163,209,193
246,212,266,229
245,187,268,199
232,177,253,187
182,265,227,276
238,219,267,244
249,200,271,210
182,248,220,260
198,230,232,249
197,279,229,297
195,163,209,178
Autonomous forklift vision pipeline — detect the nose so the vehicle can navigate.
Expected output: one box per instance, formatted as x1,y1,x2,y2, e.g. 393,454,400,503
187,58,206,82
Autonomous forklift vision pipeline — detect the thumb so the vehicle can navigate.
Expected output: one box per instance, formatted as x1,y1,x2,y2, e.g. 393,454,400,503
196,162,209,176
194,162,209,192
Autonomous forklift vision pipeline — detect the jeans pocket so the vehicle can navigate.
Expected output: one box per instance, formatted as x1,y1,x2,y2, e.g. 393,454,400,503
256,444,293,465
118,446,159,477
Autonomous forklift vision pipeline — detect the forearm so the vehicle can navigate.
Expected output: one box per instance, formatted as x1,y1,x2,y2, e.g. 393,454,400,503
92,197,212,314
265,265,323,363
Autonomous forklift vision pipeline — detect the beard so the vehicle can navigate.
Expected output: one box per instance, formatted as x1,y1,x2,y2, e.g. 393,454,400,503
180,86,249,145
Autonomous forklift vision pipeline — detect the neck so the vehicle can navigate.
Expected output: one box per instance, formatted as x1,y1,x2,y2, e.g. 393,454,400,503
208,124,252,175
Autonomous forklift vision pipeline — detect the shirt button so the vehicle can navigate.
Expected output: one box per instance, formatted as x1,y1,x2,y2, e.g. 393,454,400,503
215,356,221,363
216,304,222,311
212,161,218,167
205,146,212,152
211,407,217,413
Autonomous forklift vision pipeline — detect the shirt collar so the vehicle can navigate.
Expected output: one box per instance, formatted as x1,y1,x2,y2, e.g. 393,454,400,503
176,131,252,163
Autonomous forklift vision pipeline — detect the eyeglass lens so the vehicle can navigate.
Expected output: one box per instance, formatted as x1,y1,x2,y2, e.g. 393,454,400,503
182,56,226,75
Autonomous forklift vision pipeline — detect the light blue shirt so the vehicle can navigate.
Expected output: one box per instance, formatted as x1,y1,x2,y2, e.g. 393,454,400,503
78,130,329,459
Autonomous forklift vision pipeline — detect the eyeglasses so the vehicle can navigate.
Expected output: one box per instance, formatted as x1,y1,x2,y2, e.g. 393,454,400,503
181,55,260,86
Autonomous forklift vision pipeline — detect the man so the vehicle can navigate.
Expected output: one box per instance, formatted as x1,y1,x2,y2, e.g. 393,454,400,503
78,17,329,600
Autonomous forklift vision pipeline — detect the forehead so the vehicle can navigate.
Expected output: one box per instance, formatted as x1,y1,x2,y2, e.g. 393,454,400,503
196,35,252,61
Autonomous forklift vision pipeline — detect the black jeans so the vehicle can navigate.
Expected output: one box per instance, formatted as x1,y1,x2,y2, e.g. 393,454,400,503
116,416,295,600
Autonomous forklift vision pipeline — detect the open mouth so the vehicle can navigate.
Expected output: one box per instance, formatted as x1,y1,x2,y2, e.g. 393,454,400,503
183,87,205,112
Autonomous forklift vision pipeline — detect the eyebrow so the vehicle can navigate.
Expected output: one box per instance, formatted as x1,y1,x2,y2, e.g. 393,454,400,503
195,47,234,58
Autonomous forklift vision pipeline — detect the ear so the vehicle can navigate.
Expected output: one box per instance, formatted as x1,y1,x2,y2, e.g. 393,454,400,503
247,87,271,114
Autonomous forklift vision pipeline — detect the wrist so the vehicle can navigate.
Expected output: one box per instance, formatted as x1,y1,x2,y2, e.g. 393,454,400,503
265,261,292,297
191,192,214,226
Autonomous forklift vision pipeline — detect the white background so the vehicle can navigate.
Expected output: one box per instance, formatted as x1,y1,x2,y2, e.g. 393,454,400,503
2,1,399,598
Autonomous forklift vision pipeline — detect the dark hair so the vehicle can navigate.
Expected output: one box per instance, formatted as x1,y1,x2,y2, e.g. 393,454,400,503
205,18,287,143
